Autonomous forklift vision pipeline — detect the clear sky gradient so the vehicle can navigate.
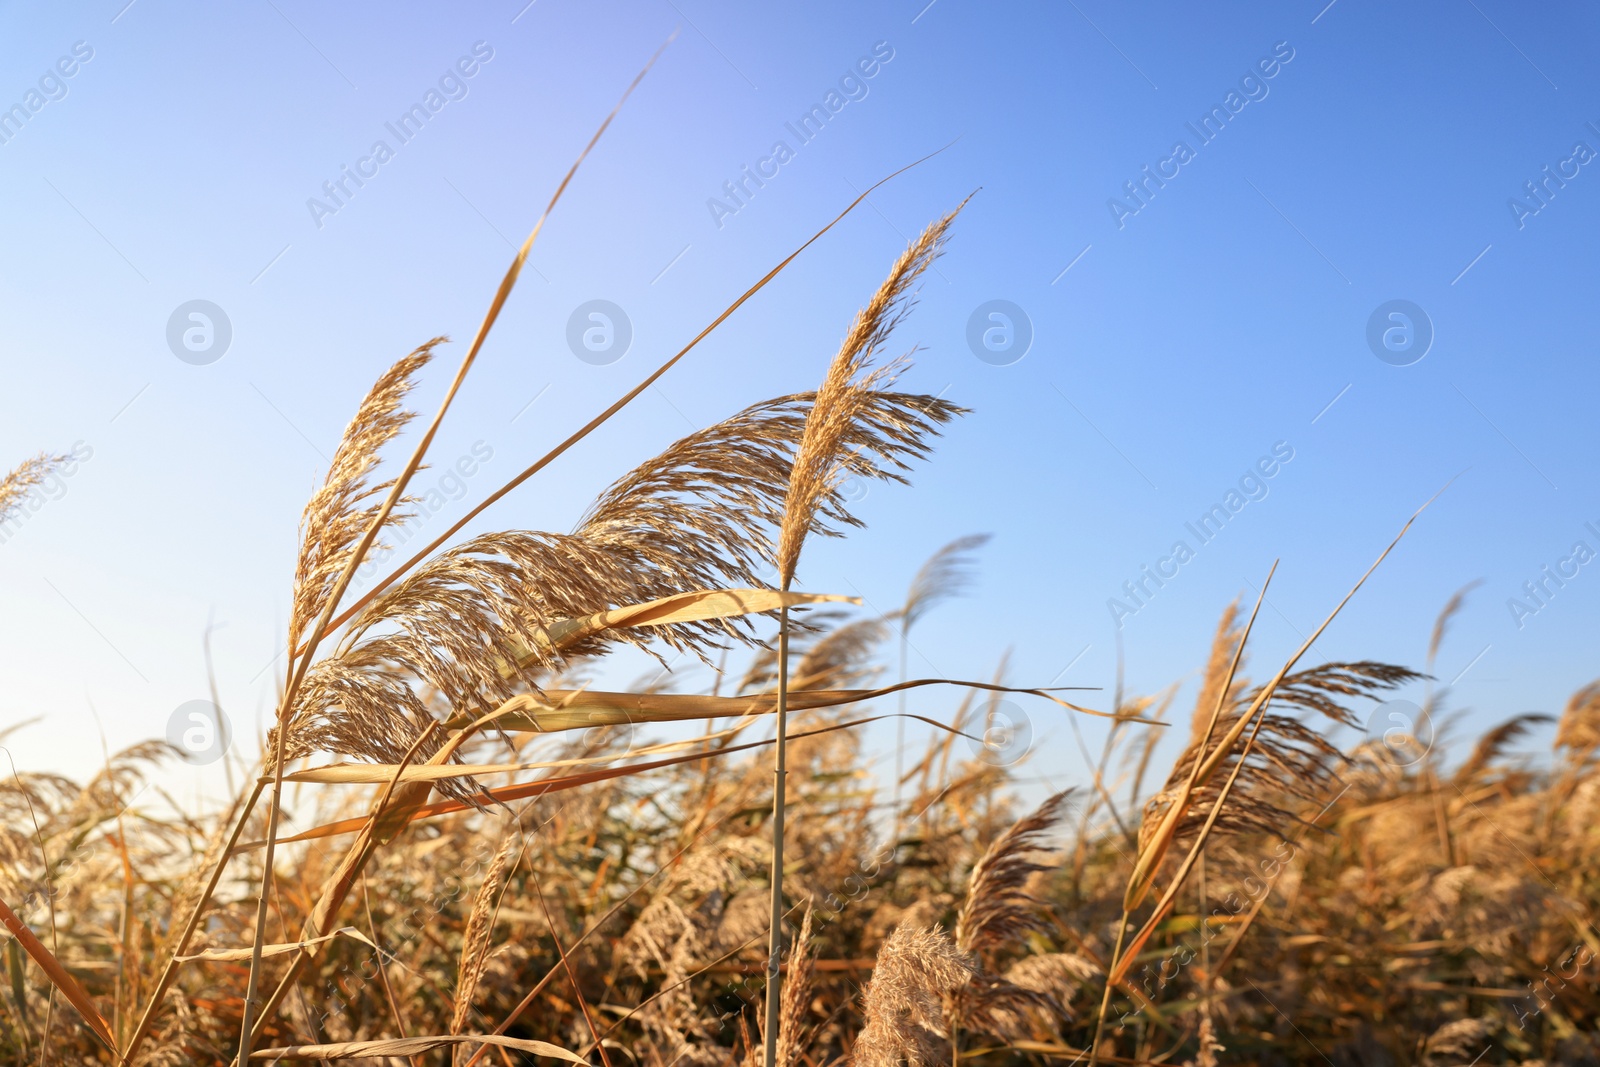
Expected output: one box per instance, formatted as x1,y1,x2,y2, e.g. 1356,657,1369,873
1,0,1596,800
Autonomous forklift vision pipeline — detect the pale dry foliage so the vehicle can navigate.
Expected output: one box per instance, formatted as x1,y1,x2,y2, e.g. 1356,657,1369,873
3,205,1597,1067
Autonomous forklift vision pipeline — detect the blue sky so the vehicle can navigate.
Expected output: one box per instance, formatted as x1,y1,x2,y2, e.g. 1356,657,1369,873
1,0,1596,801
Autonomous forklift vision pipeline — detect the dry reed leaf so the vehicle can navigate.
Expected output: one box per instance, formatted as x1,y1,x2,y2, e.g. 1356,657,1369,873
249,1034,586,1061
244,711,970,850
532,588,861,656
174,926,377,962
433,678,1109,737
0,892,116,1051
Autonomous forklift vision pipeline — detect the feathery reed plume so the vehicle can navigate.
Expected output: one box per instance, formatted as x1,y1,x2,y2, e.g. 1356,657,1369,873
1555,680,1600,761
451,828,519,1045
949,793,1079,1049
289,344,437,654
1138,660,1419,857
273,389,959,780
898,535,992,635
851,922,976,1067
893,535,991,836
1454,713,1553,784
793,614,891,691
1189,602,1243,741
775,207,963,591
766,204,967,1067
1428,580,1481,675
773,905,815,1067
0,453,68,524
955,791,1070,957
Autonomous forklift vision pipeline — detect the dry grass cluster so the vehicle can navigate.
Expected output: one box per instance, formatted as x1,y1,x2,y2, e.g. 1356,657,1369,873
3,68,1598,1067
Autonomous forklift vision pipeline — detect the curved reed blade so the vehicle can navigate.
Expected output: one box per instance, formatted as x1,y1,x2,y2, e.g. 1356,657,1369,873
0,893,116,1052
531,588,859,657
248,1034,586,1062
235,711,974,851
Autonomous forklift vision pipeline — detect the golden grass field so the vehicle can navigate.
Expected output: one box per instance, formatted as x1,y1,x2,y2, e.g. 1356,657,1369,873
3,77,1598,1067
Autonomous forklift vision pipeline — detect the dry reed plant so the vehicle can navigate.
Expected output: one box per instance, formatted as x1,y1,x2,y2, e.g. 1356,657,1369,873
4,63,1598,1067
